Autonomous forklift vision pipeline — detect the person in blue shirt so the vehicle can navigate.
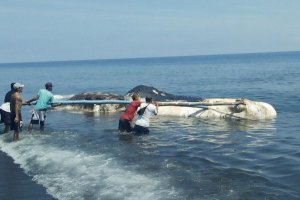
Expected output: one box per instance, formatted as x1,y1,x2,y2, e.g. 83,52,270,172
26,82,58,131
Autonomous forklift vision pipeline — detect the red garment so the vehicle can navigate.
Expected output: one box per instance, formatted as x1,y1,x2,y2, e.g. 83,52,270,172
120,100,141,121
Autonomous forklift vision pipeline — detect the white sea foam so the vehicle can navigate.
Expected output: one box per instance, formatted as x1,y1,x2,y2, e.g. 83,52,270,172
54,94,75,100
0,133,176,200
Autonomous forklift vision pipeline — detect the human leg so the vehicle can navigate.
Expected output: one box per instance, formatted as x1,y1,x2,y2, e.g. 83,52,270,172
11,119,20,141
118,119,125,132
118,118,132,133
28,109,39,131
28,123,33,132
40,121,45,131
133,125,149,135
13,130,19,141
4,125,10,133
39,111,46,131
124,120,132,132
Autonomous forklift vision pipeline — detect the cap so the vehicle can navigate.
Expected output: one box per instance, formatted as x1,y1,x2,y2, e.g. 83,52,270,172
45,82,53,89
13,83,24,89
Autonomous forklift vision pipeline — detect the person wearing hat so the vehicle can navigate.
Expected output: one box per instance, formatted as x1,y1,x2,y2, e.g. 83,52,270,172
26,82,57,131
10,83,24,141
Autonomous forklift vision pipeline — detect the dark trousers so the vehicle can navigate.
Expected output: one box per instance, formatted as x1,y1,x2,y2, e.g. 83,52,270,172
118,118,132,132
0,110,11,125
133,124,149,135
10,112,22,132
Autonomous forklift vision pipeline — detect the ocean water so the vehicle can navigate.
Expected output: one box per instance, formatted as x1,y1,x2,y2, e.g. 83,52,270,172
0,51,300,200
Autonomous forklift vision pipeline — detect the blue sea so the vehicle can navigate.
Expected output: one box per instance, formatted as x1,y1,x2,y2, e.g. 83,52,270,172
0,51,300,200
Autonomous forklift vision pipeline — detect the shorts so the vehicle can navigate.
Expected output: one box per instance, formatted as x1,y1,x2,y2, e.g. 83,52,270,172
118,118,132,132
31,110,46,125
0,109,11,125
133,124,149,135
10,112,22,132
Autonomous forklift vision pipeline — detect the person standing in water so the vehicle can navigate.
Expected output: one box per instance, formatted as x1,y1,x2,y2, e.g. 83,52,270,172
10,83,24,141
26,82,57,131
118,94,141,133
133,97,158,135
0,83,15,133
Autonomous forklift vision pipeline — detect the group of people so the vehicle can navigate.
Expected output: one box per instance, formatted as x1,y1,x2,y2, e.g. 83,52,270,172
1,82,158,141
118,94,159,135
0,82,56,141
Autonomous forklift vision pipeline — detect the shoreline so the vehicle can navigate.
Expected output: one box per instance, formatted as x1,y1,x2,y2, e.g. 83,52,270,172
0,150,56,200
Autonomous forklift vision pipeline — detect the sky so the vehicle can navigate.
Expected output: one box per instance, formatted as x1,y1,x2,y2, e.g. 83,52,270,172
0,0,300,63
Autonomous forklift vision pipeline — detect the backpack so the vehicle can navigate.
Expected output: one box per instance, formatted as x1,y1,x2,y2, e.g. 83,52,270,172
137,104,149,115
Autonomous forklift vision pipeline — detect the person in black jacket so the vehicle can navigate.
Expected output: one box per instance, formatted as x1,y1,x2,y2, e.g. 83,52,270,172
1,83,15,133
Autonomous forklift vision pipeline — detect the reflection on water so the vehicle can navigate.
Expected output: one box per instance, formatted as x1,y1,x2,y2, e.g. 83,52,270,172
154,115,276,132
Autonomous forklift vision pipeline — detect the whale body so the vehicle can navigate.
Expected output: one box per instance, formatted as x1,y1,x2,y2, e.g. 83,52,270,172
59,85,276,120
157,98,277,120
126,85,276,120
126,85,202,102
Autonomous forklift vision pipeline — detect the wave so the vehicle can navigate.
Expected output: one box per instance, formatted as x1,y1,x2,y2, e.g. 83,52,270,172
0,132,177,200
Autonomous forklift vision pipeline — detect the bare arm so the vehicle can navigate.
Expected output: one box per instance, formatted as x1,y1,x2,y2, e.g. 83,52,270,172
14,102,20,122
26,96,39,104
14,93,22,122
50,103,62,107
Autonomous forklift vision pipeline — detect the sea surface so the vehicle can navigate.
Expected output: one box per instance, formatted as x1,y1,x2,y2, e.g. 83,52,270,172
0,51,300,200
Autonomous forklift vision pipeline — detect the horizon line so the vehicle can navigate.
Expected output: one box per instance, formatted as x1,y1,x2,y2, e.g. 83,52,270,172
0,50,299,65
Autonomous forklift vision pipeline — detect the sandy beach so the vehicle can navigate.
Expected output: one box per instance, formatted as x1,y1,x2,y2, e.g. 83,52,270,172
0,150,55,200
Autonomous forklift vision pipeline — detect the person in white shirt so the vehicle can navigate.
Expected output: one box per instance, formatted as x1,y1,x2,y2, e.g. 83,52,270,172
133,97,158,134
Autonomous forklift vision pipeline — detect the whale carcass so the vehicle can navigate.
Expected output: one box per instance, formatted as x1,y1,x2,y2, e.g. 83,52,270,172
126,85,276,120
57,85,276,120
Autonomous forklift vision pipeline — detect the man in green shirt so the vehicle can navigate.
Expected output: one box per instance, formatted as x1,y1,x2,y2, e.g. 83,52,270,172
26,82,57,131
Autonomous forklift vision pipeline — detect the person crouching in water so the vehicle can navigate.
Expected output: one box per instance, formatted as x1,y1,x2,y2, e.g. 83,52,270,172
133,97,158,135
26,82,57,131
118,94,141,133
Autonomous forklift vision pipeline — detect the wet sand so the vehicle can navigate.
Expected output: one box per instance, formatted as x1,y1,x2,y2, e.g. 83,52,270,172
0,150,56,200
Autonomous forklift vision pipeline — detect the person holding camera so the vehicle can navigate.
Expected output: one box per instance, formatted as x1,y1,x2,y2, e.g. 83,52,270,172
133,97,158,135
